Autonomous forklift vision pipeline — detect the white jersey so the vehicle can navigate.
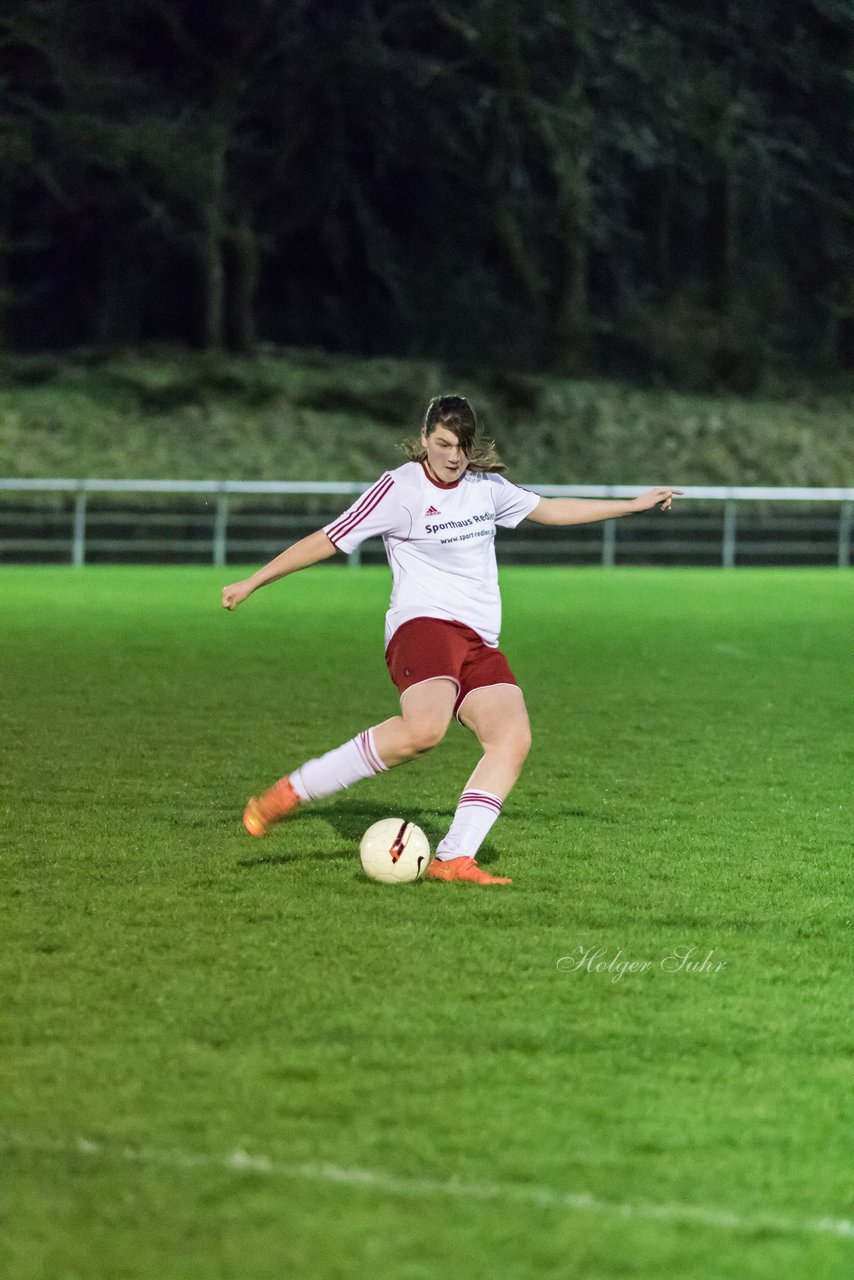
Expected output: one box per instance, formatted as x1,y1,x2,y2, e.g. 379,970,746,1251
324,460,540,648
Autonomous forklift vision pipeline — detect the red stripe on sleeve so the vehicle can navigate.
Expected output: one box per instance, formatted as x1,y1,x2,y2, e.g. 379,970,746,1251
327,475,394,542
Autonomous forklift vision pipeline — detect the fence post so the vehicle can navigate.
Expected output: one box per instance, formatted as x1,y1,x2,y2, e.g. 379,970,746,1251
838,501,852,568
601,519,616,567
72,484,87,566
722,500,737,568
347,545,362,568
213,489,229,567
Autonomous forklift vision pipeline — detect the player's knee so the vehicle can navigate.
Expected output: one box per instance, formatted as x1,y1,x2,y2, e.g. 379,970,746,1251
402,718,447,756
486,725,531,769
510,725,532,768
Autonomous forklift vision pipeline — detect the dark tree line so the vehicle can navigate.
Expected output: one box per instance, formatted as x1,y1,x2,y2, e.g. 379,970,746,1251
1,0,852,386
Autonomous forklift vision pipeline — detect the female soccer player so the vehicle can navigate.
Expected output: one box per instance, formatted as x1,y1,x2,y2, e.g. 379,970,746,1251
222,395,680,885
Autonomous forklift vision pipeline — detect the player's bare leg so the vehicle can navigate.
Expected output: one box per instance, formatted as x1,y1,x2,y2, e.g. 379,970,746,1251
427,684,530,884
243,680,456,836
371,678,457,765
458,684,532,799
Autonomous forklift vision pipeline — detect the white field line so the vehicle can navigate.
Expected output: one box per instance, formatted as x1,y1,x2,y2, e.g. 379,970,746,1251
2,1131,853,1241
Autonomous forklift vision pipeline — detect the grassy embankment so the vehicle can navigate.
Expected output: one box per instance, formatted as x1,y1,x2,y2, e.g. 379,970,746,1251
1,348,852,486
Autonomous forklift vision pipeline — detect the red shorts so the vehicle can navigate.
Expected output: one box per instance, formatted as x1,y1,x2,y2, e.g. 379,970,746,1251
385,617,518,720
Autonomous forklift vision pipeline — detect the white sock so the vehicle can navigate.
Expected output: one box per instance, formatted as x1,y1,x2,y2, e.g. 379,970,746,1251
290,728,388,802
435,789,503,861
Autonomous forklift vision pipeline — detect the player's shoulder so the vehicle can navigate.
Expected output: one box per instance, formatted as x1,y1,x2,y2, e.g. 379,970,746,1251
386,460,424,493
358,464,408,496
466,469,515,490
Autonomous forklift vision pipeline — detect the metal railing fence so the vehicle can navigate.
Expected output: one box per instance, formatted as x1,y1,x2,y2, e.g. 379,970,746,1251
0,479,852,568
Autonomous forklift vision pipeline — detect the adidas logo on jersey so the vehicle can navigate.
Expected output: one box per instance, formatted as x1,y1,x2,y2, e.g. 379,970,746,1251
425,505,441,516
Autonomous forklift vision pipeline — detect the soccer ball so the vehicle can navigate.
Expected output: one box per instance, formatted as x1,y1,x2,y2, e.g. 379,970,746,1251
359,818,431,884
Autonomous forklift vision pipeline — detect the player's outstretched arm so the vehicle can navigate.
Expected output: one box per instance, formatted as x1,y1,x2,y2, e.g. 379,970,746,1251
222,529,338,611
527,487,683,526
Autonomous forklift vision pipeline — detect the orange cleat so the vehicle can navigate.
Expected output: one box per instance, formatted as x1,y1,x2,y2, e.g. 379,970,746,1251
426,855,512,885
242,777,301,837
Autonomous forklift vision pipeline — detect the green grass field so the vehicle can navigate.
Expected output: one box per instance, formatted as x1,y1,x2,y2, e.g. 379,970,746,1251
2,565,852,1280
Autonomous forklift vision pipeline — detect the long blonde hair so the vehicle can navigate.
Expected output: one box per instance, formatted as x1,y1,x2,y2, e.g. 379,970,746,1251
400,394,506,473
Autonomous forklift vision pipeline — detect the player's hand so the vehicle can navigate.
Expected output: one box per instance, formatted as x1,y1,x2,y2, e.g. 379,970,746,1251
632,487,683,513
222,580,254,611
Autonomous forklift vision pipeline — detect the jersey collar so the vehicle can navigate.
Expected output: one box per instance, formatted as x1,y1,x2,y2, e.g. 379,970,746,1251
420,459,465,490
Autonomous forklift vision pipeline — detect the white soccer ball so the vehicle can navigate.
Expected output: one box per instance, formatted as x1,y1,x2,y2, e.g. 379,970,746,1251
359,818,431,884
